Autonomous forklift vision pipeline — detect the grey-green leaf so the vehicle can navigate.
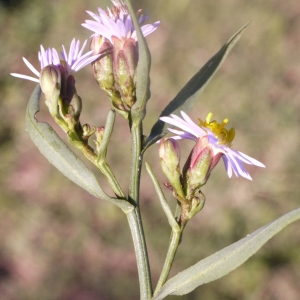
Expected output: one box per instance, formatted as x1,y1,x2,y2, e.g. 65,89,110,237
126,0,151,123
153,207,300,300
26,85,132,211
145,163,180,232
143,23,249,153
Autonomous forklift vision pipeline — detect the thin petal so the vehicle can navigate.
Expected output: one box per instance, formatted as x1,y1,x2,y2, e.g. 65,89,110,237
222,155,233,178
22,57,40,77
78,39,87,58
10,73,39,82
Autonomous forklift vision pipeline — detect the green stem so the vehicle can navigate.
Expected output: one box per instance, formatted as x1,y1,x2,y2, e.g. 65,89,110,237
128,121,152,299
126,208,152,300
97,110,125,198
154,230,182,296
69,140,124,198
129,122,142,203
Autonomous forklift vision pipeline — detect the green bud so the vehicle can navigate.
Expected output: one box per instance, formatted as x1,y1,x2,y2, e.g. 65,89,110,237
94,126,105,153
40,65,61,118
186,192,206,220
183,138,213,200
159,138,185,200
91,36,115,90
112,37,138,109
82,124,96,141
68,92,82,121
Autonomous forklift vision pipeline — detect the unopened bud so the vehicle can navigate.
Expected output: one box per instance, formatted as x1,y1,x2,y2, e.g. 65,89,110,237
68,93,82,121
91,36,115,90
186,192,206,220
112,37,138,108
94,126,105,153
40,65,61,117
183,138,213,200
82,124,96,141
159,138,184,199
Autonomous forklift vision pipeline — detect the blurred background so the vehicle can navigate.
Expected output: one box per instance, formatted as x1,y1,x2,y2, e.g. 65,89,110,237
1,0,300,299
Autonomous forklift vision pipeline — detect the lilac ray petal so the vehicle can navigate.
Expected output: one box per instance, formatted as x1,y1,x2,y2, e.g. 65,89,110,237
40,45,48,68
140,23,160,37
10,73,40,82
167,128,186,135
61,45,68,62
83,20,100,27
139,14,149,24
235,150,265,167
85,10,100,21
167,128,198,141
160,116,197,137
227,152,252,180
73,39,80,61
72,53,101,71
127,15,135,32
115,19,126,37
68,39,76,66
167,114,203,138
181,111,207,135
227,156,239,178
101,13,116,30
124,16,133,36
222,155,233,178
48,48,53,65
78,40,87,58
22,57,40,77
82,23,114,41
51,48,60,65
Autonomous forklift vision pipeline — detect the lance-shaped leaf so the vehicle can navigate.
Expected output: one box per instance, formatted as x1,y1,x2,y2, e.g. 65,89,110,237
145,163,180,232
143,23,249,153
126,0,151,123
153,207,300,300
26,85,132,212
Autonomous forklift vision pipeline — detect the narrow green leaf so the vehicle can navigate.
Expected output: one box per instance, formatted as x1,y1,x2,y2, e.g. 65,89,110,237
145,163,180,232
26,85,133,212
153,207,300,300
143,23,250,153
126,0,151,123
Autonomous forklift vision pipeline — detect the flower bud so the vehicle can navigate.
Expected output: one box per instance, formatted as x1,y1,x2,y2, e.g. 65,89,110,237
82,124,96,141
68,92,82,121
57,75,82,131
159,138,184,199
112,37,138,109
94,126,105,153
186,192,206,220
40,65,61,118
91,36,115,91
183,138,213,200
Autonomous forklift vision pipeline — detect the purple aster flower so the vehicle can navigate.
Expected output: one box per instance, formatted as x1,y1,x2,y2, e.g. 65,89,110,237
160,111,265,180
81,1,159,110
82,0,160,43
11,38,101,83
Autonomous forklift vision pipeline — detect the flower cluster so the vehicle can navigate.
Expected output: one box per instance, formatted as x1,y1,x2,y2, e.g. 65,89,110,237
160,111,265,181
159,111,265,211
10,1,265,210
10,39,100,84
82,0,159,43
11,0,159,114
82,0,159,111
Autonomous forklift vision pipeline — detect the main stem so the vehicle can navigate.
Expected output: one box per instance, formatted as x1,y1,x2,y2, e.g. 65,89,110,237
128,121,152,299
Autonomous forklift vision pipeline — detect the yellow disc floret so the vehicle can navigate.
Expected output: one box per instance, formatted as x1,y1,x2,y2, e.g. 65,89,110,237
198,112,235,146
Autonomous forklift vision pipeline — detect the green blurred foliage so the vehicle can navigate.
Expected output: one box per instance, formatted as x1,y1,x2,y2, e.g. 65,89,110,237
1,0,300,299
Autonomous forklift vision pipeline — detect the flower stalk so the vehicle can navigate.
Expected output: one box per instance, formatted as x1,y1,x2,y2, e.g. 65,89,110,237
127,119,153,299
154,229,182,297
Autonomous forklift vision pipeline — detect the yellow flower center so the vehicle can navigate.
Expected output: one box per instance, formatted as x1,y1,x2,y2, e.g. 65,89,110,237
198,112,235,146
